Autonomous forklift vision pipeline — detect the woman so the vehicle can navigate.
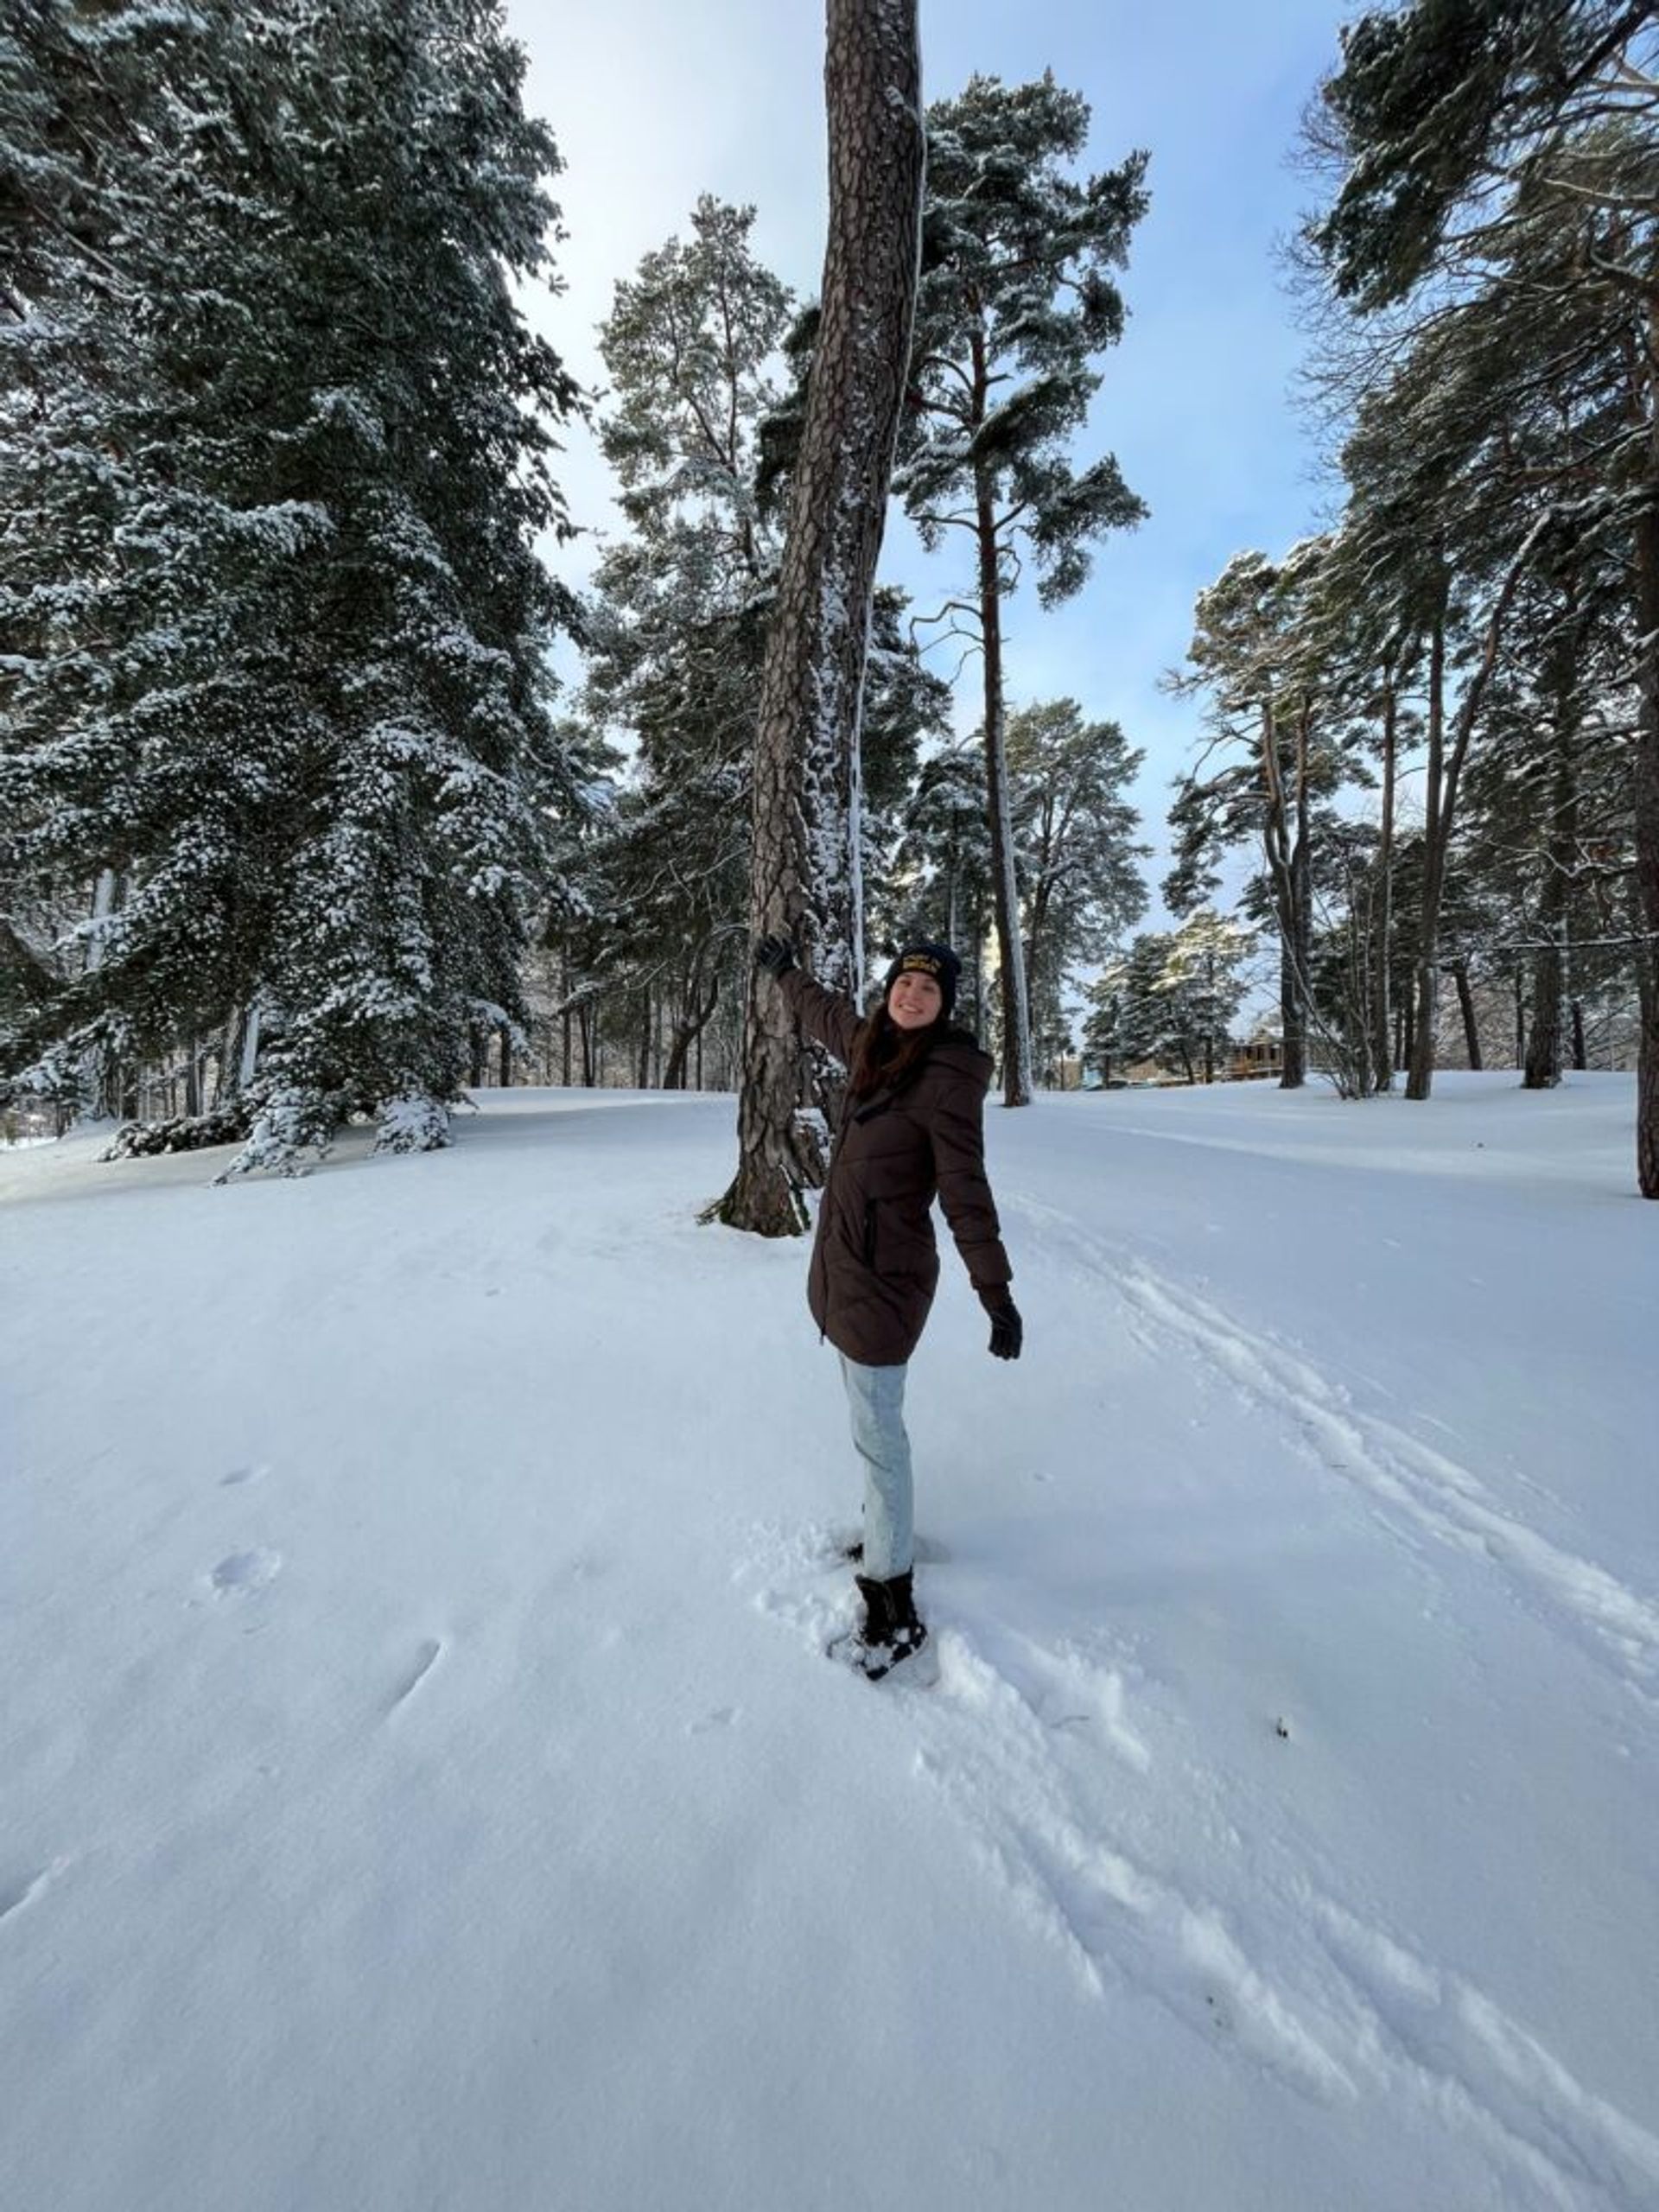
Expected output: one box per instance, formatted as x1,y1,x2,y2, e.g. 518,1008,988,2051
753,931,1022,1683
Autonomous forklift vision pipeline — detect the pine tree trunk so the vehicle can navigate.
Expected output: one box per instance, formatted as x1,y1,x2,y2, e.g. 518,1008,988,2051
1633,336,1659,1192
1452,960,1482,1070
1371,669,1398,1093
1525,623,1582,1090
1259,702,1306,1090
1289,829,1312,1085
1523,753,1573,1091
1408,603,1448,1101
714,0,925,1233
1524,933,1564,1088
1293,698,1314,1084
1277,933,1303,1088
1571,998,1587,1071
976,436,1034,1108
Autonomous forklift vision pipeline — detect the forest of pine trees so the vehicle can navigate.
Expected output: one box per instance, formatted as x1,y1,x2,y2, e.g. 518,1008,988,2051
1171,1,1659,1183
4,3,1657,1192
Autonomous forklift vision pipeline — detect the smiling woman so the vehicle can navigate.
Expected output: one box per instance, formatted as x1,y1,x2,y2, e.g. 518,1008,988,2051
753,930,1023,1682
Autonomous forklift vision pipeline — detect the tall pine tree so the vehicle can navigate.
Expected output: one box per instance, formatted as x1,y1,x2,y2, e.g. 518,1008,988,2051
895,73,1147,1105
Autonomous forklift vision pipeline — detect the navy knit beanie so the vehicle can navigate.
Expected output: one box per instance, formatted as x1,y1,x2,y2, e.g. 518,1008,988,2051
882,939,960,1020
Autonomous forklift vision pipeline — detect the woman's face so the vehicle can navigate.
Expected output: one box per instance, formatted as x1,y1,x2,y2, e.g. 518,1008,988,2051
887,970,944,1031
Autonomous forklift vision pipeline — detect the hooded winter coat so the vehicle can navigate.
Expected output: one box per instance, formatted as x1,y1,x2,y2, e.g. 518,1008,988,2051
779,969,1014,1366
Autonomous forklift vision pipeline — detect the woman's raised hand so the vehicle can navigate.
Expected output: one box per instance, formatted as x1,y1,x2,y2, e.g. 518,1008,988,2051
753,932,798,979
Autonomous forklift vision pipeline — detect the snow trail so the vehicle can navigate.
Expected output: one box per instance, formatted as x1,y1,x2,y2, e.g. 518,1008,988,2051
747,1516,1659,2210
1014,1196,1659,1711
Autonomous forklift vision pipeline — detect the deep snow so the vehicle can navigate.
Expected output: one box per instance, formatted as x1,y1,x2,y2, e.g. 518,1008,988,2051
3,1074,1656,2212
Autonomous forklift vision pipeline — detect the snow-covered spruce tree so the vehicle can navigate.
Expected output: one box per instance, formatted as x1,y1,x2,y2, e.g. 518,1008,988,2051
1085,918,1249,1087
895,73,1147,1107
1084,935,1166,1081
581,198,791,1086
713,0,925,1236
1307,0,1659,1185
210,0,582,1171
0,0,263,1124
1159,910,1254,1084
0,1,581,1171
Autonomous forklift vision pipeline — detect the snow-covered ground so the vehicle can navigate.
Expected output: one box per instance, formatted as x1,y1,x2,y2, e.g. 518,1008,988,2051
5,1073,1656,2212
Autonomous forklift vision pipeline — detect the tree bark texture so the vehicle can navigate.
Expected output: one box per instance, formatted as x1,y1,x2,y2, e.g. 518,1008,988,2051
976,468,1033,1106
1524,614,1584,1091
1407,600,1448,1103
1452,961,1482,1071
715,0,925,1234
1259,702,1307,1089
1522,737,1574,1091
1524,932,1564,1089
1634,317,1659,1193
1370,665,1398,1095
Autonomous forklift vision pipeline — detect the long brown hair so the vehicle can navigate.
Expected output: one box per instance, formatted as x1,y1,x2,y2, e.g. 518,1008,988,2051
847,1007,944,1103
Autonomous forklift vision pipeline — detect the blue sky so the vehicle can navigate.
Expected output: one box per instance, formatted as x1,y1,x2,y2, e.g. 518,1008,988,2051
505,0,1359,911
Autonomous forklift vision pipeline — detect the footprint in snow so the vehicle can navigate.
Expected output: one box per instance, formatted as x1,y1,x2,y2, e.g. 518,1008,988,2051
219,1464,268,1488
688,1706,739,1737
208,1548,283,1598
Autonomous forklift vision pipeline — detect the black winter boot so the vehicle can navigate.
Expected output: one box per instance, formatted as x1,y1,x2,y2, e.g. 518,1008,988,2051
835,1570,932,1683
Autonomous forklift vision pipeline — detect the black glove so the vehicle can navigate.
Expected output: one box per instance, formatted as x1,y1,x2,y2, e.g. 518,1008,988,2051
982,1291,1022,1361
753,931,797,979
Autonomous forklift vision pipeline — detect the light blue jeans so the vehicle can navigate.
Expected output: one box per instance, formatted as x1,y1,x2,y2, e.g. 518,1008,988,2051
837,1355,913,1581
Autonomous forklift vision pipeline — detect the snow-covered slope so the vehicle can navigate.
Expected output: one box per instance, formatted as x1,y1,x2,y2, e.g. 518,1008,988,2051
4,1076,1656,2212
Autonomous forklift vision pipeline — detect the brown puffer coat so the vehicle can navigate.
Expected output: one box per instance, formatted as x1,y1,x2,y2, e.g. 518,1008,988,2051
779,969,1014,1366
